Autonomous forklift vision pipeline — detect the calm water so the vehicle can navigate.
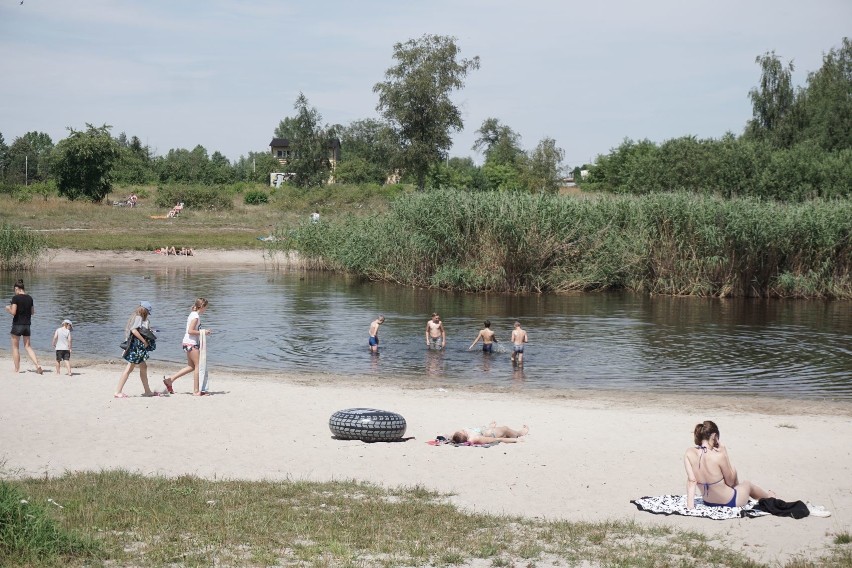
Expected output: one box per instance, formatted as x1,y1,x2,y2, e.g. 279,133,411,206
3,268,850,399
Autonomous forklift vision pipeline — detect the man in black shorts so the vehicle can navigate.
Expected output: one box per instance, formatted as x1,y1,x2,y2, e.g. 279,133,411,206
5,279,43,374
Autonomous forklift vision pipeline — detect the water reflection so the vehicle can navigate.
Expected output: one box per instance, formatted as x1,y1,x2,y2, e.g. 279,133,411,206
1,268,850,399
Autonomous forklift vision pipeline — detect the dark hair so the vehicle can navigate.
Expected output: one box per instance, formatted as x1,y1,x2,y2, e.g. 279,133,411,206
484,320,491,328
451,431,468,444
14,279,25,291
694,420,720,446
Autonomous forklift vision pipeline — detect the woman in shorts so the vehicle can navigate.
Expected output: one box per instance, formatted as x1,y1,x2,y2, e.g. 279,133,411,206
163,298,210,396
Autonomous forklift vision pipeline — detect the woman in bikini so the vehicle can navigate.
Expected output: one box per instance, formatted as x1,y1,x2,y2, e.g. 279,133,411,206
450,422,529,444
684,420,775,509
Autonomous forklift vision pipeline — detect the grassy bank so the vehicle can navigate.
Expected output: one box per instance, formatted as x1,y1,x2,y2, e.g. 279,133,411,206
278,190,852,298
0,223,46,270
0,183,405,251
3,471,848,567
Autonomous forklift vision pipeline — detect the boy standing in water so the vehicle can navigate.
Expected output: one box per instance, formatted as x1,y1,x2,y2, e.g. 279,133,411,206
52,319,73,376
510,321,528,365
368,315,385,353
468,320,498,352
425,313,446,350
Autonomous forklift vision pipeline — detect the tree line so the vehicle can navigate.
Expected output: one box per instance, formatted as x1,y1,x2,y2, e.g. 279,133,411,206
586,38,851,200
0,34,565,202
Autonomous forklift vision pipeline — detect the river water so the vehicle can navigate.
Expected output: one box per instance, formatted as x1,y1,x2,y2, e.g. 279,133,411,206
3,268,850,399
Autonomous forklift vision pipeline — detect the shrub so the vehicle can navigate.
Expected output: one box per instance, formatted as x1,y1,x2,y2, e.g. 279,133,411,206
243,190,269,205
154,184,233,210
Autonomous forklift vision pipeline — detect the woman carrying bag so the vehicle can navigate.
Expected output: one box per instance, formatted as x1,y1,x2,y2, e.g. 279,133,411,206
114,301,160,398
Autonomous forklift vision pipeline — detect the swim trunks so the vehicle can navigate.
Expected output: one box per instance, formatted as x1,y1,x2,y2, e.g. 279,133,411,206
55,350,71,361
512,344,524,353
429,336,443,348
482,343,493,353
368,336,378,347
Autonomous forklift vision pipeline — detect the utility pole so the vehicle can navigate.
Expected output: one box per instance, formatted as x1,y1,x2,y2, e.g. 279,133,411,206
25,155,28,186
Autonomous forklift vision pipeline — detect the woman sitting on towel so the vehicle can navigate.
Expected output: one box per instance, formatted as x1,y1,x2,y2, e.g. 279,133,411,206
684,420,775,509
451,422,528,444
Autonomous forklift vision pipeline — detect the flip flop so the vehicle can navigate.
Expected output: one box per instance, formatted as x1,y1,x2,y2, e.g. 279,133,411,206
163,378,175,394
113,393,129,399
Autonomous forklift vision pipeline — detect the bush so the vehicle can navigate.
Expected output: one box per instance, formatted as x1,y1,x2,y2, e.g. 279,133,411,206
154,184,233,210
244,190,269,205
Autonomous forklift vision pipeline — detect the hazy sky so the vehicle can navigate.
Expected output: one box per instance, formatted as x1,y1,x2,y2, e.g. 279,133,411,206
1,0,849,167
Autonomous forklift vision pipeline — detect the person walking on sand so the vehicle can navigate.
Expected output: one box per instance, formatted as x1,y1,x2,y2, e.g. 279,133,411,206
5,279,43,374
450,422,529,444
510,320,528,365
425,313,446,350
114,301,159,398
52,319,73,376
368,315,385,354
163,298,211,396
468,320,499,353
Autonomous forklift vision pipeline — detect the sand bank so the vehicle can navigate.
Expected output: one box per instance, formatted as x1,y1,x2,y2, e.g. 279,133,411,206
41,248,301,270
0,360,849,565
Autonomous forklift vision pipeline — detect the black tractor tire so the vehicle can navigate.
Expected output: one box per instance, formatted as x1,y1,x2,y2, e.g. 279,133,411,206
329,408,407,442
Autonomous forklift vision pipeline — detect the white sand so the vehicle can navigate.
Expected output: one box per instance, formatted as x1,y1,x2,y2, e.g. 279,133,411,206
2,249,849,564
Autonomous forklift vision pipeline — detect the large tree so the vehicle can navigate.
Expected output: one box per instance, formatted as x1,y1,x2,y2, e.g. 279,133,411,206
473,118,524,167
523,137,565,193
54,124,120,202
334,118,398,184
746,51,797,147
374,34,480,190
288,93,333,188
800,37,852,151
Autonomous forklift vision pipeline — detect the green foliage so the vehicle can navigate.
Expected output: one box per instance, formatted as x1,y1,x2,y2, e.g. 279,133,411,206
524,137,565,193
279,190,852,298
243,189,269,205
154,184,234,210
233,152,282,184
800,37,852,151
0,480,97,564
334,118,398,184
473,117,525,167
746,50,797,146
0,222,47,270
54,124,120,202
374,34,480,190
287,93,334,188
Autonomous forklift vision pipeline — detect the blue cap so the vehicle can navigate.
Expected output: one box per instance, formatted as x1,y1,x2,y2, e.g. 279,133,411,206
140,301,153,314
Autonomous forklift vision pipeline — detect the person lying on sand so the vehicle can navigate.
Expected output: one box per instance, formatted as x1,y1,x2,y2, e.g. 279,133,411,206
451,422,528,444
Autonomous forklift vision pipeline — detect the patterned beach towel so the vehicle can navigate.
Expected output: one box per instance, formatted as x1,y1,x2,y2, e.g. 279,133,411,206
427,437,500,448
631,495,769,520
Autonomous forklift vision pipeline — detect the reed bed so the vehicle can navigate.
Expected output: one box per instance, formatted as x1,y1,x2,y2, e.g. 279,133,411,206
0,223,47,271
278,190,852,298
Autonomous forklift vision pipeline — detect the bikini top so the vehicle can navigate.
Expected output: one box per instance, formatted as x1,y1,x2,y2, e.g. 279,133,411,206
696,445,724,493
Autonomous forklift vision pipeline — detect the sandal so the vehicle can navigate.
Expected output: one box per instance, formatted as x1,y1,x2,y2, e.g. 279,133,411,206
113,393,129,399
163,377,175,394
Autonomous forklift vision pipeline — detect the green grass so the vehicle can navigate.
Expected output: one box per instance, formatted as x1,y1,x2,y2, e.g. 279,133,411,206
0,223,47,270
5,470,845,568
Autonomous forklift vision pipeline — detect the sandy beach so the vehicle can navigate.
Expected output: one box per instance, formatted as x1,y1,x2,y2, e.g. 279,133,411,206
2,249,850,564
1,357,850,565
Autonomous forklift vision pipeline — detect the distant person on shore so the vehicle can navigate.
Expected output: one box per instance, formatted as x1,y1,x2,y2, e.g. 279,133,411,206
114,301,159,398
5,279,43,374
450,422,529,444
368,315,385,354
163,298,210,396
425,313,446,350
128,193,138,207
52,319,73,376
468,320,498,353
684,420,776,509
510,320,528,365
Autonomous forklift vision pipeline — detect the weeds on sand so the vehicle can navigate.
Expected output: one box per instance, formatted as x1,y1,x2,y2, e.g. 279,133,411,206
0,223,46,270
3,470,845,567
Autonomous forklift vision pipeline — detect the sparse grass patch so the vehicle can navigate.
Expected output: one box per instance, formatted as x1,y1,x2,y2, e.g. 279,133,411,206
834,531,852,545
0,222,47,270
3,469,843,567
777,423,798,429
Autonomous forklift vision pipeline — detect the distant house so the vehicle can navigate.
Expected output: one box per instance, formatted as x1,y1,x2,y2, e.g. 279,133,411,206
269,138,341,168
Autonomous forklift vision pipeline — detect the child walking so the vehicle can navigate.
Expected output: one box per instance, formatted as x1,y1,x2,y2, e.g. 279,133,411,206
163,298,211,396
52,319,73,376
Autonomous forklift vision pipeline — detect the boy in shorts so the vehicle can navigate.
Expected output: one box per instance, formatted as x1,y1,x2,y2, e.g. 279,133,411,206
52,319,73,376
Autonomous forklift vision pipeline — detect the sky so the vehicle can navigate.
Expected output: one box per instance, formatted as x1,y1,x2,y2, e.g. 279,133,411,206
1,0,849,168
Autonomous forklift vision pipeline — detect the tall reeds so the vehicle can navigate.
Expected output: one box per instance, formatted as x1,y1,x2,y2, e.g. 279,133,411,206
0,223,47,271
278,190,852,298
